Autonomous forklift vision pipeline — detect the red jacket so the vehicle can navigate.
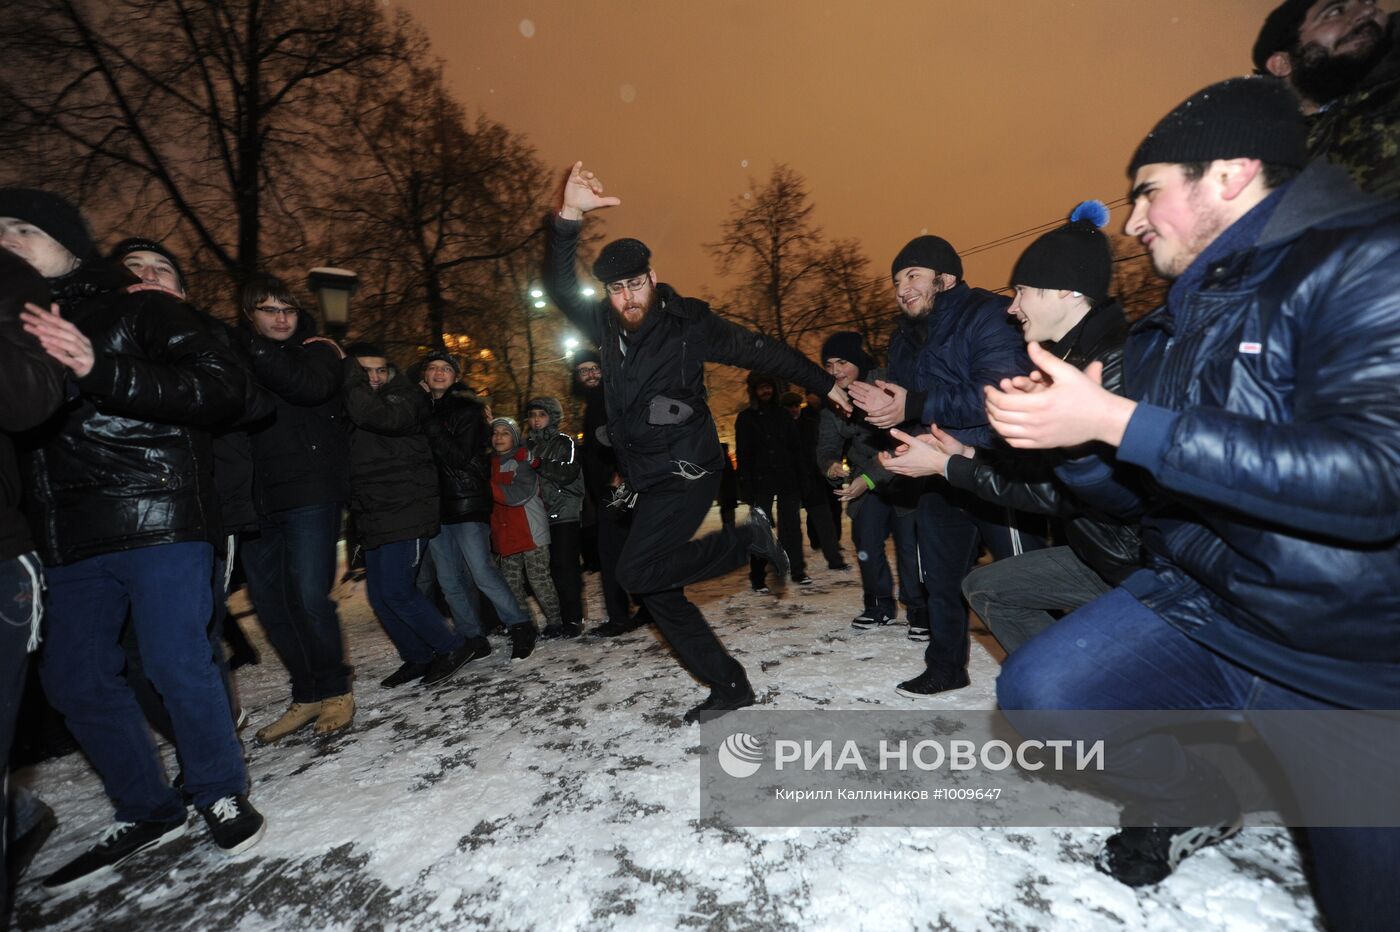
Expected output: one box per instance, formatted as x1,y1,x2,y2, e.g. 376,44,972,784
489,446,546,557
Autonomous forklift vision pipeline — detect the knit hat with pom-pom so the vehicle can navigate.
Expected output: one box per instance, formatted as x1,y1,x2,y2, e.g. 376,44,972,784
1010,200,1114,304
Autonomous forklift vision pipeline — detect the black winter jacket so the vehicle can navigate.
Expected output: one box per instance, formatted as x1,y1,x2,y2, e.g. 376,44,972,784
817,366,921,508
243,311,350,515
943,301,1142,585
343,361,439,549
546,215,835,491
426,385,492,524
573,382,617,501
21,262,250,565
1057,163,1400,708
735,375,803,498
525,396,583,523
0,250,64,561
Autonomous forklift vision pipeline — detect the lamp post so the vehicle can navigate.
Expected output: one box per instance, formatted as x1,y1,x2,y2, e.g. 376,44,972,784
307,267,358,340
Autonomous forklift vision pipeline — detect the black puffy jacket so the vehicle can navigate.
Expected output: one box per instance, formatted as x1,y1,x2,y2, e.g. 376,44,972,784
545,215,835,491
343,361,439,549
243,310,349,515
0,249,63,561
426,385,492,524
943,301,1142,585
1057,163,1400,708
21,262,250,565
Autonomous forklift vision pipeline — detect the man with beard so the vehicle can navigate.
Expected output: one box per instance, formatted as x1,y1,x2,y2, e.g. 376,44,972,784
1254,0,1400,196
544,161,849,722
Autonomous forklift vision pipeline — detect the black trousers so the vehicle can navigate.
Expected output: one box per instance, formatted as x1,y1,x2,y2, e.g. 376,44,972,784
547,520,583,628
748,487,805,584
597,505,636,625
615,472,749,696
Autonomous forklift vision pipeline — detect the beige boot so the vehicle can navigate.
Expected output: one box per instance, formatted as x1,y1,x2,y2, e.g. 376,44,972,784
255,701,321,744
314,693,355,736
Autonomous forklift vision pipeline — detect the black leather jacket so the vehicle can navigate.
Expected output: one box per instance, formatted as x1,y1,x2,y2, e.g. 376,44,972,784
21,262,251,565
943,301,1142,585
426,385,492,524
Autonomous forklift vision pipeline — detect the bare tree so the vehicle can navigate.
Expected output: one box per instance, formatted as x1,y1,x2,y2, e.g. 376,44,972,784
813,239,897,359
0,0,418,297
1110,233,1168,321
706,164,827,347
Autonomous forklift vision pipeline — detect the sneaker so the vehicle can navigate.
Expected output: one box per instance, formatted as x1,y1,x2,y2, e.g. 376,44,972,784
683,681,757,724
850,607,895,631
794,574,814,586
592,618,631,637
747,507,790,582
41,817,187,895
560,622,583,638
895,668,971,698
198,795,265,855
907,620,931,642
1096,818,1243,887
421,638,490,686
751,584,771,595
508,622,538,660
313,693,355,735
255,701,321,744
380,660,431,689
539,624,565,640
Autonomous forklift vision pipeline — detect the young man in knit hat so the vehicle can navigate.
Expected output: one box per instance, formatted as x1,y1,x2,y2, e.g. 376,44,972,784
988,77,1400,926
849,234,1039,697
1252,0,1399,197
544,161,849,722
6,189,265,888
880,205,1142,654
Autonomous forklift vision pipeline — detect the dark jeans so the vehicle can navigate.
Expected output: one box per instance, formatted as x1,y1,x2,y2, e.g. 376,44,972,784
800,478,845,569
962,545,1111,654
848,492,926,622
241,502,350,701
916,483,1044,676
997,586,1400,932
597,504,635,625
616,473,750,697
426,521,527,638
1,553,40,914
40,542,247,821
365,538,463,664
749,488,805,584
548,521,583,627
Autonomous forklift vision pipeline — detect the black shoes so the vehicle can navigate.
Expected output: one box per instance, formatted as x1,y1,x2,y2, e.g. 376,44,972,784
793,574,814,586
422,637,491,686
198,795,266,855
380,660,430,689
508,622,538,660
907,619,931,642
593,615,646,637
684,676,757,724
560,622,583,638
895,668,971,698
851,607,896,631
746,507,790,582
1096,818,1243,887
41,816,187,896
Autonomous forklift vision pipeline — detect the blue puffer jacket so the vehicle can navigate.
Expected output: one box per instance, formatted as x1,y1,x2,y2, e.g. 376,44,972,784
886,282,1026,447
1058,162,1400,709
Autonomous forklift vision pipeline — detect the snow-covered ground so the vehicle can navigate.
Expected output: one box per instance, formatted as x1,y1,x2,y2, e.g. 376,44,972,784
12,512,1319,931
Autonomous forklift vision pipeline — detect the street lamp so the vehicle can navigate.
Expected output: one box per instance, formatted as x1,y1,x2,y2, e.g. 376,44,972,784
564,336,579,357
308,267,358,340
581,286,595,297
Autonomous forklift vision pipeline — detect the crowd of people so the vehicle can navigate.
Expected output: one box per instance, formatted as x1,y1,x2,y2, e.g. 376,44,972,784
1,1,1397,928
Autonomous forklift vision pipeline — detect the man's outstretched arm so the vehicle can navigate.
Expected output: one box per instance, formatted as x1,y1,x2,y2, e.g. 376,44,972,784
704,313,848,412
544,162,621,346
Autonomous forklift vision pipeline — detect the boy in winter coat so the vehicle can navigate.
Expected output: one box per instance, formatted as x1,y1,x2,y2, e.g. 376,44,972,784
524,397,584,638
489,418,562,635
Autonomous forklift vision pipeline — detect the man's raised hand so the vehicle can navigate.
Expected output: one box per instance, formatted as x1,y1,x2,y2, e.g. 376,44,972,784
848,379,907,429
985,341,1135,450
559,161,622,221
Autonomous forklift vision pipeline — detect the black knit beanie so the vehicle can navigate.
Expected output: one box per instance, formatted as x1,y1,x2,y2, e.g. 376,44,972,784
1010,202,1114,304
592,238,651,284
1252,0,1314,73
422,348,460,374
0,187,97,261
110,237,186,292
573,348,601,367
819,331,875,378
890,235,962,281
1128,77,1308,175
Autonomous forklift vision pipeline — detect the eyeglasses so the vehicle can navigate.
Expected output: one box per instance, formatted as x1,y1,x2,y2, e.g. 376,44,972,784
254,304,298,318
576,364,601,375
604,274,650,296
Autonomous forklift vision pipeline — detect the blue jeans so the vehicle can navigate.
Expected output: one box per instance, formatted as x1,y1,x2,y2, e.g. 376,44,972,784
997,586,1400,932
427,521,527,638
365,538,463,664
917,484,1044,675
848,492,926,621
241,502,350,701
40,542,247,821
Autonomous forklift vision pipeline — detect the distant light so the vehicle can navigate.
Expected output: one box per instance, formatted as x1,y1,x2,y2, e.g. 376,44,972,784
581,286,595,297
564,337,579,350
533,300,547,309
529,288,544,299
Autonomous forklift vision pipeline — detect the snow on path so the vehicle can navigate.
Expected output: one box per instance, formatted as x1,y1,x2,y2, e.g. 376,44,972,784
13,514,1318,931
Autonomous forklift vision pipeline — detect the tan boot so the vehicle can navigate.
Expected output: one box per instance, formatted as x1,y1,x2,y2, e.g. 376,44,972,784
255,701,321,744
314,693,355,736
